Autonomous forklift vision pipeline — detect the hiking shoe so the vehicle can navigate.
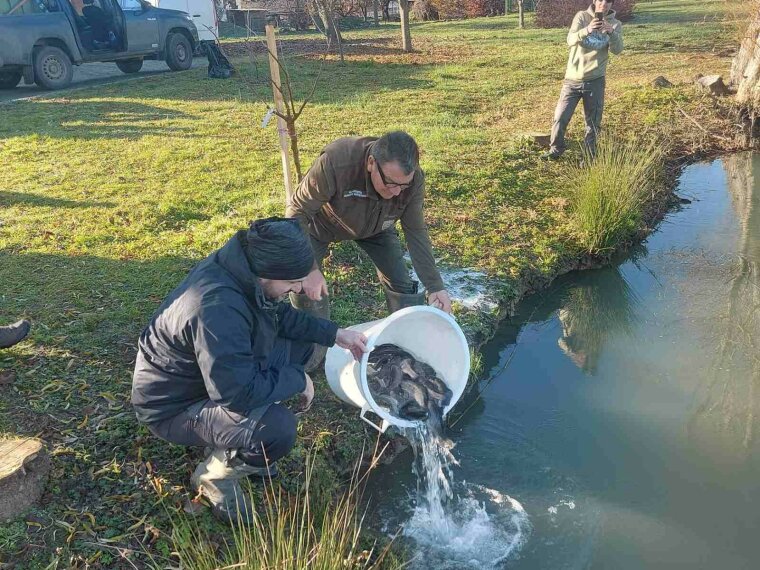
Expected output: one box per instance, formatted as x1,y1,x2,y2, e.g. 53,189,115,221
191,449,277,523
202,446,278,476
0,320,30,349
541,150,562,161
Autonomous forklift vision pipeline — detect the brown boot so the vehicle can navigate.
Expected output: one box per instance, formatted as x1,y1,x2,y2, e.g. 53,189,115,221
383,285,425,314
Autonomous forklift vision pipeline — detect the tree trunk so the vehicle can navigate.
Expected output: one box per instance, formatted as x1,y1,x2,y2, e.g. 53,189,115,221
731,13,760,143
309,0,327,34
312,0,345,64
732,14,760,107
399,0,411,52
373,0,379,25
517,0,524,28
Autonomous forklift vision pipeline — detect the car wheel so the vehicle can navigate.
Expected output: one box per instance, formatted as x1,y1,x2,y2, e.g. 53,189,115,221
0,70,22,89
165,33,193,71
33,46,73,90
116,58,144,74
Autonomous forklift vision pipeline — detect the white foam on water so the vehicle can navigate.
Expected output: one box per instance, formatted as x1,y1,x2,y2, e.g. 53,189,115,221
400,424,531,569
405,258,499,312
547,498,577,520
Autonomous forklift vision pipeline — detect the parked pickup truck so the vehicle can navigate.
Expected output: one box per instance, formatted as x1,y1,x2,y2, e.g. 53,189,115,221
0,0,199,90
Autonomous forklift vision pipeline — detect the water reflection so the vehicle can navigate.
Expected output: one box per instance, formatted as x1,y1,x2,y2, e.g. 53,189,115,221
689,153,760,460
557,266,640,375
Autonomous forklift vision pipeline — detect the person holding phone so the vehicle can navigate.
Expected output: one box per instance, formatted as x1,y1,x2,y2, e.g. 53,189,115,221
542,0,623,160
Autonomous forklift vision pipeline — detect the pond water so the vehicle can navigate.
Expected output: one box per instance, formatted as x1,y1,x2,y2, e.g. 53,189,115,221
367,153,760,569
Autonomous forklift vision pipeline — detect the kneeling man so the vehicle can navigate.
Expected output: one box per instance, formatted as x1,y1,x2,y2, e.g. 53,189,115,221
131,217,367,521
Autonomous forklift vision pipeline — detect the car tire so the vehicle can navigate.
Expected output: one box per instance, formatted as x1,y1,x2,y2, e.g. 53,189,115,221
0,70,22,89
33,46,73,90
116,58,144,74
165,33,193,71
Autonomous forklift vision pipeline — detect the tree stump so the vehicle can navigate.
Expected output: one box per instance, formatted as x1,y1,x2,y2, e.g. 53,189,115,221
0,438,51,522
524,132,551,148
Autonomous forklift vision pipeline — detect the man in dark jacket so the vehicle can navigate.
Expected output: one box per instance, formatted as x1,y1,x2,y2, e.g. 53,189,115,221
131,217,367,522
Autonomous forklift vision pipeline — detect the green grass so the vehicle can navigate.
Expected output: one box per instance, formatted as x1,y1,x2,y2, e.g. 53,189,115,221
162,453,399,570
567,134,665,254
0,1,738,566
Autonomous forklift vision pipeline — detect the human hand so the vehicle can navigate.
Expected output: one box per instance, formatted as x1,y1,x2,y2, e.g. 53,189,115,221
601,21,615,34
294,373,314,415
428,290,452,314
587,19,604,33
335,329,369,361
302,268,328,301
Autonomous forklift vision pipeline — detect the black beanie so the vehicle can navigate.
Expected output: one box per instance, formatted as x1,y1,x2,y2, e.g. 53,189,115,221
244,217,314,280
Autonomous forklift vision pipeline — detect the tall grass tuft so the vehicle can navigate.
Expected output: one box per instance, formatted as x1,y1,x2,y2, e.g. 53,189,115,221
156,451,400,570
566,134,664,255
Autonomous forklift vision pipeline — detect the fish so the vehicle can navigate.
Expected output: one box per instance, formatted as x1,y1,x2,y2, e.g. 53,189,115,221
411,360,437,379
400,358,418,379
366,343,452,425
373,393,401,416
389,363,404,392
399,400,429,420
399,378,428,408
417,376,452,407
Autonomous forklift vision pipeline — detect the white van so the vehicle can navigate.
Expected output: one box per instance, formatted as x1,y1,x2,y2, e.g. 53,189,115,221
145,0,217,41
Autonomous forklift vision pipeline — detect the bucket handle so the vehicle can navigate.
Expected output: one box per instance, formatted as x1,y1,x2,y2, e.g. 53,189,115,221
360,404,390,433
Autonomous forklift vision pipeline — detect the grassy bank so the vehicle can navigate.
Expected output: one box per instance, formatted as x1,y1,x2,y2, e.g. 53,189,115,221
0,1,741,566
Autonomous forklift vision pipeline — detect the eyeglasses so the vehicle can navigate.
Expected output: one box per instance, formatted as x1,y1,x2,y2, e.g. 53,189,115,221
375,159,413,192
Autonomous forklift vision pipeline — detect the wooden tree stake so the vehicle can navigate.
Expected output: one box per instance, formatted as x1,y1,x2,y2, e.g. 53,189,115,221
265,24,294,204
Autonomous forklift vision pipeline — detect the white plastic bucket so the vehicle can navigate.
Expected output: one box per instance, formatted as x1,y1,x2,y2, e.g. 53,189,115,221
324,306,470,433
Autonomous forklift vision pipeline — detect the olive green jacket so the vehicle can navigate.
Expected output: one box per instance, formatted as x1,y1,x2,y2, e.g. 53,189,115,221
565,7,623,81
285,137,445,293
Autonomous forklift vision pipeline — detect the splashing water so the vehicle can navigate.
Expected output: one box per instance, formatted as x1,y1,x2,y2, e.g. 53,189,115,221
400,423,531,569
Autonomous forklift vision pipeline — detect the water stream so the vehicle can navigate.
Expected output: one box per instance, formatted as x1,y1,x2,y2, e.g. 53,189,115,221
368,153,760,569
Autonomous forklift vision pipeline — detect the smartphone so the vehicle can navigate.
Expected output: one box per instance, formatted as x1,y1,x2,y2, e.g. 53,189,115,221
595,11,604,20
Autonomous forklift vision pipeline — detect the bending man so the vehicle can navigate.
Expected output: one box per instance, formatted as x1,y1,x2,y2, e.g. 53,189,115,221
286,131,452,317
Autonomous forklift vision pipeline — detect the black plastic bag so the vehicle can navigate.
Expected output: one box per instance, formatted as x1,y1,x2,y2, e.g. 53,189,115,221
201,40,234,79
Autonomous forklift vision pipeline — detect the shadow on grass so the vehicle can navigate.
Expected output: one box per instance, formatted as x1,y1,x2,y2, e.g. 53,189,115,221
0,58,436,140
0,99,195,141
0,250,196,357
634,6,724,26
0,191,115,209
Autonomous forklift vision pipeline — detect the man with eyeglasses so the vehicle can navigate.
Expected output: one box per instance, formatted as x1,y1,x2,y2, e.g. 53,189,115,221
286,132,452,365
542,0,623,160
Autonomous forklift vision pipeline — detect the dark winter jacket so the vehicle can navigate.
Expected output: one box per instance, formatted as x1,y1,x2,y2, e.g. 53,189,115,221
131,231,338,424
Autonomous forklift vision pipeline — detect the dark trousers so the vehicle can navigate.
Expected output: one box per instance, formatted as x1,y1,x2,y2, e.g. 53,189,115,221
310,228,417,294
549,76,606,156
147,338,312,467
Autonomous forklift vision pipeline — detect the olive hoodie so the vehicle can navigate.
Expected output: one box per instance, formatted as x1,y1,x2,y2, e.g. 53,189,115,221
565,7,623,82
